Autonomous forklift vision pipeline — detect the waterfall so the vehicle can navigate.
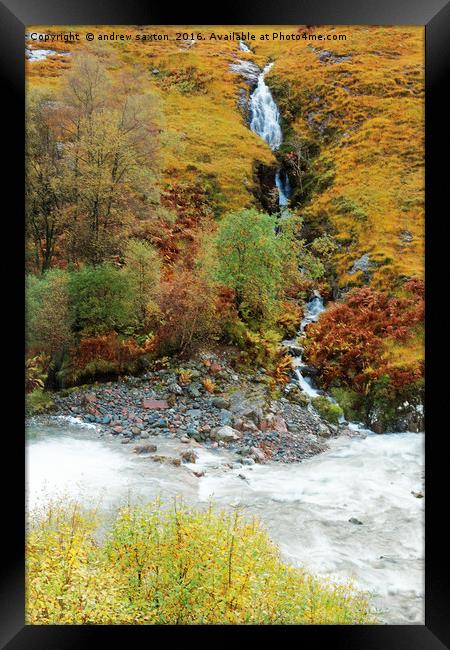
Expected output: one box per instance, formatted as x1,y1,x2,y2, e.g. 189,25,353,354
249,62,290,207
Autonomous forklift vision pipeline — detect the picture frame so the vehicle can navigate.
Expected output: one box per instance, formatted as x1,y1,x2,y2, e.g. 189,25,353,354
1,0,448,646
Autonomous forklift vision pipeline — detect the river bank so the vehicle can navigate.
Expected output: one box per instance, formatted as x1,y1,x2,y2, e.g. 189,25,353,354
34,347,363,467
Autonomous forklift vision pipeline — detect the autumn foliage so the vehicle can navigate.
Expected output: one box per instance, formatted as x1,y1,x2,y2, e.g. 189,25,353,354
304,281,424,398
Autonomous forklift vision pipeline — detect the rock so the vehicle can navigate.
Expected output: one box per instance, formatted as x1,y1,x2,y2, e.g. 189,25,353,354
187,409,202,419
348,517,363,525
229,59,261,85
142,399,169,410
229,393,264,424
186,383,201,398
101,415,111,424
111,426,123,434
212,396,231,410
193,470,205,478
180,450,197,463
260,414,288,434
81,392,97,406
219,409,233,426
130,426,141,436
151,455,181,467
211,426,241,442
168,382,183,395
180,435,191,443
411,491,424,499
241,457,255,466
250,447,266,463
133,443,157,454
233,416,260,433
349,253,371,276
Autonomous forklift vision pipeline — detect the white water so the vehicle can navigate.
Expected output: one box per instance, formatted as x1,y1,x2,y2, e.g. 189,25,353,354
283,290,326,399
26,418,424,623
249,62,290,207
239,41,251,53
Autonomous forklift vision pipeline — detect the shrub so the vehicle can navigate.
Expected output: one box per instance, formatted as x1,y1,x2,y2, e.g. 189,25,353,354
26,389,55,415
26,501,375,625
304,283,424,427
312,396,344,425
157,262,219,356
69,264,131,336
26,269,73,361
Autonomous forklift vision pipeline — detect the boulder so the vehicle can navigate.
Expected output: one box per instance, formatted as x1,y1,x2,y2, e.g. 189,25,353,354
180,450,197,464
133,443,157,454
212,396,231,410
142,399,169,410
211,425,241,442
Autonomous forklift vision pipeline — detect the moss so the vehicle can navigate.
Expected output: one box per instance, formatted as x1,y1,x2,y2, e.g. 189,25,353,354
312,395,344,425
26,389,55,415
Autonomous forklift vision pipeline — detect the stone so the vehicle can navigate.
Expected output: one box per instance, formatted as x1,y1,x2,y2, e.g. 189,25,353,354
260,414,288,434
180,450,197,464
348,517,363,525
151,455,181,467
211,426,241,442
193,470,205,478
187,383,202,398
250,447,266,463
180,435,190,443
187,409,202,419
212,396,231,410
168,382,183,395
142,399,169,410
133,443,157,454
411,491,424,499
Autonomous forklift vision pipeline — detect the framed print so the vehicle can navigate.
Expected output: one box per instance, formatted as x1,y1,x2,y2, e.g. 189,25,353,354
0,0,448,647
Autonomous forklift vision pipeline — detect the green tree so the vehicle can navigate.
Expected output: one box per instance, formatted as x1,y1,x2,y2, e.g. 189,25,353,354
214,209,299,324
123,239,161,329
26,269,73,382
69,264,131,336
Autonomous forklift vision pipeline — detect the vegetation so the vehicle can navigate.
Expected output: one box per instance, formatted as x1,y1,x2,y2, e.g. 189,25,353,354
26,500,375,625
312,396,344,425
25,27,424,414
304,281,424,426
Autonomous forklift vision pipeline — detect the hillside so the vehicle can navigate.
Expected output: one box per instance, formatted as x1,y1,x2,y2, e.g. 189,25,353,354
27,25,424,287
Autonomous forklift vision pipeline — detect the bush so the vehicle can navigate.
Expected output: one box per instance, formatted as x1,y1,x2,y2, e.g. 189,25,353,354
69,264,131,336
312,396,344,425
26,269,73,361
26,501,375,625
26,389,55,415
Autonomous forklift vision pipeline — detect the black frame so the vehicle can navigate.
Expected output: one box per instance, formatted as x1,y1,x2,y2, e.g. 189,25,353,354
1,0,448,647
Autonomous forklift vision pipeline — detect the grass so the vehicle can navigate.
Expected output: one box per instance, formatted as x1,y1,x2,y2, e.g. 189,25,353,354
26,499,377,625
26,389,55,415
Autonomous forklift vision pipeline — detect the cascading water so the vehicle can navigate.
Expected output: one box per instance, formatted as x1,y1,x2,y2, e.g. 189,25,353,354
249,62,290,208
283,290,326,399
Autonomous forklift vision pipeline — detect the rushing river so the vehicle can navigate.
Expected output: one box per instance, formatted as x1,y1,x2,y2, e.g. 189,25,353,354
26,417,424,624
